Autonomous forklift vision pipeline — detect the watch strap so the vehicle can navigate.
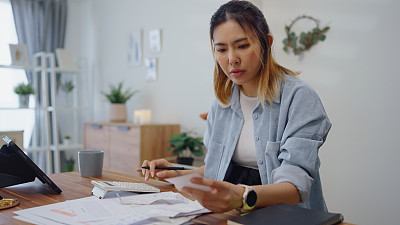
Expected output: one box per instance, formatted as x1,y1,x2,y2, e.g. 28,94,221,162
238,184,256,212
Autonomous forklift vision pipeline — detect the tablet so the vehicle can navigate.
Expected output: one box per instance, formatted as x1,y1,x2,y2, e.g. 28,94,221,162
0,136,62,194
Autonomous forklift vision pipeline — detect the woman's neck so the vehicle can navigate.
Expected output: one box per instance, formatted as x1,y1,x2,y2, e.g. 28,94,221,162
240,83,258,97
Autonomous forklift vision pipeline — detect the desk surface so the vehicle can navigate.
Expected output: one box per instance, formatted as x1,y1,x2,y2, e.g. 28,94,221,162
0,170,352,225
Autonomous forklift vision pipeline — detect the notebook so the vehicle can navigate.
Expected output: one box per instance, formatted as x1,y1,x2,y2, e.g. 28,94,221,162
228,203,344,225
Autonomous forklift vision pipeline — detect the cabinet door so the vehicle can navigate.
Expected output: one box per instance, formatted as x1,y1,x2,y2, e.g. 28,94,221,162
109,125,140,174
84,124,110,169
140,125,180,163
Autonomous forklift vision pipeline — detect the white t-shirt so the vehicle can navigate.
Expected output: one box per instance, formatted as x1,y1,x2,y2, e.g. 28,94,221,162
232,91,259,168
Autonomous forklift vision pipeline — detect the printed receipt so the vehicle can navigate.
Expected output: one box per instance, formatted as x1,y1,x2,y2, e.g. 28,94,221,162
165,173,212,192
117,192,190,205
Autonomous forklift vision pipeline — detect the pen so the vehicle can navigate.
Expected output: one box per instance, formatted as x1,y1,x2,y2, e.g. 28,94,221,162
141,166,186,170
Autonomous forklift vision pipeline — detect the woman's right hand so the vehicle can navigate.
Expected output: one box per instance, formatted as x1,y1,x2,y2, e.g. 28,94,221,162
136,159,182,181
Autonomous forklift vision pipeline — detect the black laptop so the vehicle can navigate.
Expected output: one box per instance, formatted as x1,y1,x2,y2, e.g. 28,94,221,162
0,135,62,194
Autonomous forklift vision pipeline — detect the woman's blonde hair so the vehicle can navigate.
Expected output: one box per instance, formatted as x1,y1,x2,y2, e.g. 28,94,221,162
210,0,298,108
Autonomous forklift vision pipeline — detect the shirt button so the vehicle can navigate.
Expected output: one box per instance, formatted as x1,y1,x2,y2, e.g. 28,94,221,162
253,114,258,119
257,159,263,164
255,136,259,141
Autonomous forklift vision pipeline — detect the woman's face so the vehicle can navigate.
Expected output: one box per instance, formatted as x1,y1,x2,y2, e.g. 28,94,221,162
213,20,262,96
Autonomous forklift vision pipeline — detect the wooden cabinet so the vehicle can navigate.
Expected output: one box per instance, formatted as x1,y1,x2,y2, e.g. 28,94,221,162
84,122,180,174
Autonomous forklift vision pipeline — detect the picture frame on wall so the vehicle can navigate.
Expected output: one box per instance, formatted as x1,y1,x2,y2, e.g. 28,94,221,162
128,30,142,67
9,44,30,67
145,58,157,81
149,29,161,52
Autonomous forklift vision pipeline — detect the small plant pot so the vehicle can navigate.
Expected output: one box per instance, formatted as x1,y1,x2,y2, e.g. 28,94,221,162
109,103,127,122
63,139,71,145
18,95,30,108
177,157,194,166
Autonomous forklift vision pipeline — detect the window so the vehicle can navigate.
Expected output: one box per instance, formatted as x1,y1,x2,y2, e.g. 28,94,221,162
0,0,34,148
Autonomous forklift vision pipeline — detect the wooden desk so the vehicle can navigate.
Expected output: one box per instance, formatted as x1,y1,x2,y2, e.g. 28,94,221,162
0,170,352,225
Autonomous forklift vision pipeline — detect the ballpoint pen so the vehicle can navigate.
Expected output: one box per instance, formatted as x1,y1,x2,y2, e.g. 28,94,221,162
141,166,186,170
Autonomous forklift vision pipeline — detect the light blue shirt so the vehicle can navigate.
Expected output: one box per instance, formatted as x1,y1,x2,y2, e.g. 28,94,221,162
203,75,331,211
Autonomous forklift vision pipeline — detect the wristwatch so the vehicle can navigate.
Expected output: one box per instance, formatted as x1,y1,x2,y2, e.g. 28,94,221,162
238,184,257,211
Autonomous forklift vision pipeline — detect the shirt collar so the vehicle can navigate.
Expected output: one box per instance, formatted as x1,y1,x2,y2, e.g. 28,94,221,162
230,84,281,111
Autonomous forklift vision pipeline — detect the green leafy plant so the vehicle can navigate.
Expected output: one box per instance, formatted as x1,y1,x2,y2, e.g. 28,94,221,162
167,132,204,157
59,80,74,93
101,82,139,104
63,135,72,145
283,15,330,55
14,82,35,95
65,157,75,172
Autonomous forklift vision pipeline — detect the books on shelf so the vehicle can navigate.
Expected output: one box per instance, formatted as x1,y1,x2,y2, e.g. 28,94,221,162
228,203,344,225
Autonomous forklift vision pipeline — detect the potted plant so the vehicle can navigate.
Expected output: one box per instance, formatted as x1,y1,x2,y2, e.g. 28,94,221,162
63,135,71,145
59,80,74,106
14,82,35,108
167,132,204,166
101,82,139,122
60,80,74,93
65,157,75,172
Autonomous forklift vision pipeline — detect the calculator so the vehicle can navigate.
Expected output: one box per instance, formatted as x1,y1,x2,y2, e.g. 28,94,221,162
91,180,160,199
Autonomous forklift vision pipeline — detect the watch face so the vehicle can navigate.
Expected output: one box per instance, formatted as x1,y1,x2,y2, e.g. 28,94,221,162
246,189,257,207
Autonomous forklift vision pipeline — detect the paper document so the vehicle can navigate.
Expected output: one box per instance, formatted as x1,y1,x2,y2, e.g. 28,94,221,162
117,191,190,205
13,191,210,225
165,173,212,192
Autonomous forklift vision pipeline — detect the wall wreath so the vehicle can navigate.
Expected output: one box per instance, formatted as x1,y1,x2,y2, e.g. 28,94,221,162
283,15,330,55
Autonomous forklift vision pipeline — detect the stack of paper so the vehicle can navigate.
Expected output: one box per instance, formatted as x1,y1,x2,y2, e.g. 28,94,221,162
13,191,210,225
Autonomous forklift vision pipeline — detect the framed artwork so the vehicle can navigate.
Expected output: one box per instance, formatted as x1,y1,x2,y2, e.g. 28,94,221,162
149,29,161,52
55,48,77,70
145,58,157,81
128,30,142,67
9,44,30,66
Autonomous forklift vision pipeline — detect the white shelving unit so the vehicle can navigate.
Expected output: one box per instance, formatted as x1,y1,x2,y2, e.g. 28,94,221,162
0,52,90,173
45,52,90,173
0,59,52,173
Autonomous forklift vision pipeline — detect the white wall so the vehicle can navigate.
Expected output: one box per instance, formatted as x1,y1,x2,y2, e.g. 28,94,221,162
264,1,400,224
67,0,229,136
66,0,400,224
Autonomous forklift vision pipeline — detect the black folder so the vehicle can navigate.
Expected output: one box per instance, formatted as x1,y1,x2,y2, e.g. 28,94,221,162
0,136,62,194
228,203,344,225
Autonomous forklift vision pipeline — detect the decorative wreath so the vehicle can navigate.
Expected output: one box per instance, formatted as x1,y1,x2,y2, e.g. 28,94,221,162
283,15,330,55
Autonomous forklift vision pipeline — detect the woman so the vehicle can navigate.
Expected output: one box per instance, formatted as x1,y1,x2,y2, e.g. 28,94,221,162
138,0,331,213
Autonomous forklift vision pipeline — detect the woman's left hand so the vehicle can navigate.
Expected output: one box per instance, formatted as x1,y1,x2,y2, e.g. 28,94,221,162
181,177,244,213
